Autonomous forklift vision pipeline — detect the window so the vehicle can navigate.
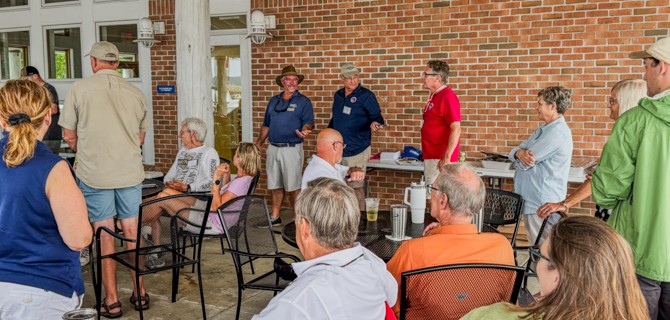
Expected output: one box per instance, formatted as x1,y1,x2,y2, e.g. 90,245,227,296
44,0,77,3
0,0,28,7
99,24,139,78
210,15,247,31
0,30,30,80
46,27,82,79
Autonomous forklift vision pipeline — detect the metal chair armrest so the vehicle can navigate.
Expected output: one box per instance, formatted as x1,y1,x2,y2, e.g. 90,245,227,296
173,214,212,229
96,226,137,243
223,249,301,262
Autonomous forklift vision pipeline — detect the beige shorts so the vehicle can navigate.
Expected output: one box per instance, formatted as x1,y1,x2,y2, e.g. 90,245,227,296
341,146,371,189
424,159,441,199
266,143,304,192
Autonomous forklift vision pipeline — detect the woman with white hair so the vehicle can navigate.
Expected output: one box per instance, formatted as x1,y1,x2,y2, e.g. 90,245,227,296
154,117,220,197
536,79,647,221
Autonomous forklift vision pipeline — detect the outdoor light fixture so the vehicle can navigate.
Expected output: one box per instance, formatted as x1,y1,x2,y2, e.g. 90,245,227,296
133,17,163,48
246,10,276,45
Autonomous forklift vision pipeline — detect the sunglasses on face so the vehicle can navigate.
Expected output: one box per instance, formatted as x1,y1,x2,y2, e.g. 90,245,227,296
423,72,439,77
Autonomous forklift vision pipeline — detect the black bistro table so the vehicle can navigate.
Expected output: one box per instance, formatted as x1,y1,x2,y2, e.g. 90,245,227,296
142,178,165,199
282,210,436,262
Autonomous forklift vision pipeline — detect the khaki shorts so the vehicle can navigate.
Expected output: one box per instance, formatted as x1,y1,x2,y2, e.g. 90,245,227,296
424,159,440,199
266,143,304,192
341,146,371,189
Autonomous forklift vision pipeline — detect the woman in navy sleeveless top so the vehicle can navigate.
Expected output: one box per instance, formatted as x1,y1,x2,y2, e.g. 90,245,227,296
0,80,92,319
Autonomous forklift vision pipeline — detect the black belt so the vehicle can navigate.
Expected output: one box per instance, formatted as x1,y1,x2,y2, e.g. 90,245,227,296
270,142,301,148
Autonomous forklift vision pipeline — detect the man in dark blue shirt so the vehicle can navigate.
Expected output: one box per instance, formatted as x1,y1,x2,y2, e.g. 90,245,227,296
256,66,314,226
328,63,384,209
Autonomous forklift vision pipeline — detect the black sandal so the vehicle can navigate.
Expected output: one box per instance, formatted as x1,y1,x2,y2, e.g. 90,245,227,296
130,292,150,311
99,299,123,319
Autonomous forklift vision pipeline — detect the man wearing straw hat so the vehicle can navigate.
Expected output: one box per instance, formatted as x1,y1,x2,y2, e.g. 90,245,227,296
256,65,315,227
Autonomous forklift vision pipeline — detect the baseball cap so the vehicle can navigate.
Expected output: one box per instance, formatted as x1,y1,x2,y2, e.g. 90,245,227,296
21,66,39,77
629,36,670,64
85,41,120,61
341,63,360,77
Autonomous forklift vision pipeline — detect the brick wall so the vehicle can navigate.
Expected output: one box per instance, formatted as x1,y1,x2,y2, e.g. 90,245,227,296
149,0,178,172
248,0,670,214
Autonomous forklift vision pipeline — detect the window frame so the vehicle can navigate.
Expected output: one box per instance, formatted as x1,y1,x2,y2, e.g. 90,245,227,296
95,19,141,82
0,27,31,81
42,0,81,8
43,23,83,81
0,0,29,12
210,13,249,36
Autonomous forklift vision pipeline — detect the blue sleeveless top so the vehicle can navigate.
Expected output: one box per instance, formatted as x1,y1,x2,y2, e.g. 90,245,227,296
0,135,84,297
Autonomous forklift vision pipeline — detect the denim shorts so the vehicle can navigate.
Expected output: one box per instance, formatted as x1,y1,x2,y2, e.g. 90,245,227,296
77,180,141,223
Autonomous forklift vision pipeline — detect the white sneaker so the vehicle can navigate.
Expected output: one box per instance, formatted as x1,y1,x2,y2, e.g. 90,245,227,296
80,248,90,266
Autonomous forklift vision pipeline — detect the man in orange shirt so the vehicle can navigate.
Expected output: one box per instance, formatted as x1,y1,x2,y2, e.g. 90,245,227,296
386,163,515,317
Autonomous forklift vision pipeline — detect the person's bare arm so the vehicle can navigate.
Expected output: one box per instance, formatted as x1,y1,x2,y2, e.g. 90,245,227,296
139,132,146,146
46,161,92,251
63,128,78,152
256,126,270,148
438,121,461,168
211,190,237,211
537,180,593,219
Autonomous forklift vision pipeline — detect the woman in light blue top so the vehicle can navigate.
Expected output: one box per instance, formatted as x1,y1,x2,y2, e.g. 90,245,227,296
508,86,573,245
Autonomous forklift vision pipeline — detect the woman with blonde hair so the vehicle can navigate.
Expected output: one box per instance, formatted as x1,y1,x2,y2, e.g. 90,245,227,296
140,143,261,267
536,79,647,220
0,80,92,319
462,215,650,320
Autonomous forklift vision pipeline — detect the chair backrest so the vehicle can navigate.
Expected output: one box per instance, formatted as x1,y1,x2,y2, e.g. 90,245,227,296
137,193,213,269
483,189,524,226
533,211,566,247
247,172,261,195
218,195,279,271
400,263,525,320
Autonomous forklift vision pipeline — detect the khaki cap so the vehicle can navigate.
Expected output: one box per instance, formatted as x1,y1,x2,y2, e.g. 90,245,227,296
629,37,670,64
86,41,120,61
340,62,360,77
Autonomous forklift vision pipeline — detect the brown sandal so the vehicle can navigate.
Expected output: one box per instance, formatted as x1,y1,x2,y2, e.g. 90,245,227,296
99,299,123,318
130,292,150,311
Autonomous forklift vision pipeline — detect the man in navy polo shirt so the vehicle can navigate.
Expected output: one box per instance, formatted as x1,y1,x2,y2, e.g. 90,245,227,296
328,62,384,209
256,65,315,226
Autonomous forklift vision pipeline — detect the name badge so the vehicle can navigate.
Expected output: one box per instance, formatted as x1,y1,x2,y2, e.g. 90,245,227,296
288,103,297,112
343,106,352,115
287,108,295,112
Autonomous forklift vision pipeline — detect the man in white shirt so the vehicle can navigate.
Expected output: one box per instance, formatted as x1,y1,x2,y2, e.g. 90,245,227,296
161,118,220,195
301,128,365,190
253,177,398,320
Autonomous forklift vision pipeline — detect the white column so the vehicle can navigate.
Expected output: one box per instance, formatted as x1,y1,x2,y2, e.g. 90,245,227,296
176,0,214,147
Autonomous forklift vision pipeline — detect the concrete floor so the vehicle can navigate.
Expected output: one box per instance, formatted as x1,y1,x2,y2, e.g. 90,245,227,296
81,208,540,320
81,208,301,320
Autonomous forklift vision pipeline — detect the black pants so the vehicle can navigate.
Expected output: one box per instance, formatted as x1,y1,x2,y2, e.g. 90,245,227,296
637,274,670,320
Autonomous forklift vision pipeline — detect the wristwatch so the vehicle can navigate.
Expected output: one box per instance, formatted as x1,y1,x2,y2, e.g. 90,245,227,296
186,185,191,193
560,200,568,210
215,179,221,186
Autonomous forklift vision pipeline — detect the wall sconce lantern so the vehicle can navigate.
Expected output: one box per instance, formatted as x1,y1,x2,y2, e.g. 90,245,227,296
246,10,276,45
133,17,165,48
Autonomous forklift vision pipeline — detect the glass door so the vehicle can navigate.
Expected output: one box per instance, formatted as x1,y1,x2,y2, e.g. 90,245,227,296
211,35,251,174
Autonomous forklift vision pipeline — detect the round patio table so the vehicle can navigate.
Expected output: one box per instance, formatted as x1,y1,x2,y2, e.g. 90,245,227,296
142,178,165,199
282,210,436,262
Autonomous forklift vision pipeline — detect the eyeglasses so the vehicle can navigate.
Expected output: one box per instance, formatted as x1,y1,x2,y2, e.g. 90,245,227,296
427,185,442,194
283,77,299,83
333,141,347,149
343,75,359,81
178,130,190,136
423,72,439,77
608,97,618,105
529,247,551,264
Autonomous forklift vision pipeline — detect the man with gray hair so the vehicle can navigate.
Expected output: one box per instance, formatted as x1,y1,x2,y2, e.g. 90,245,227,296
159,117,219,195
60,41,150,316
253,177,397,320
420,61,461,197
386,163,515,318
